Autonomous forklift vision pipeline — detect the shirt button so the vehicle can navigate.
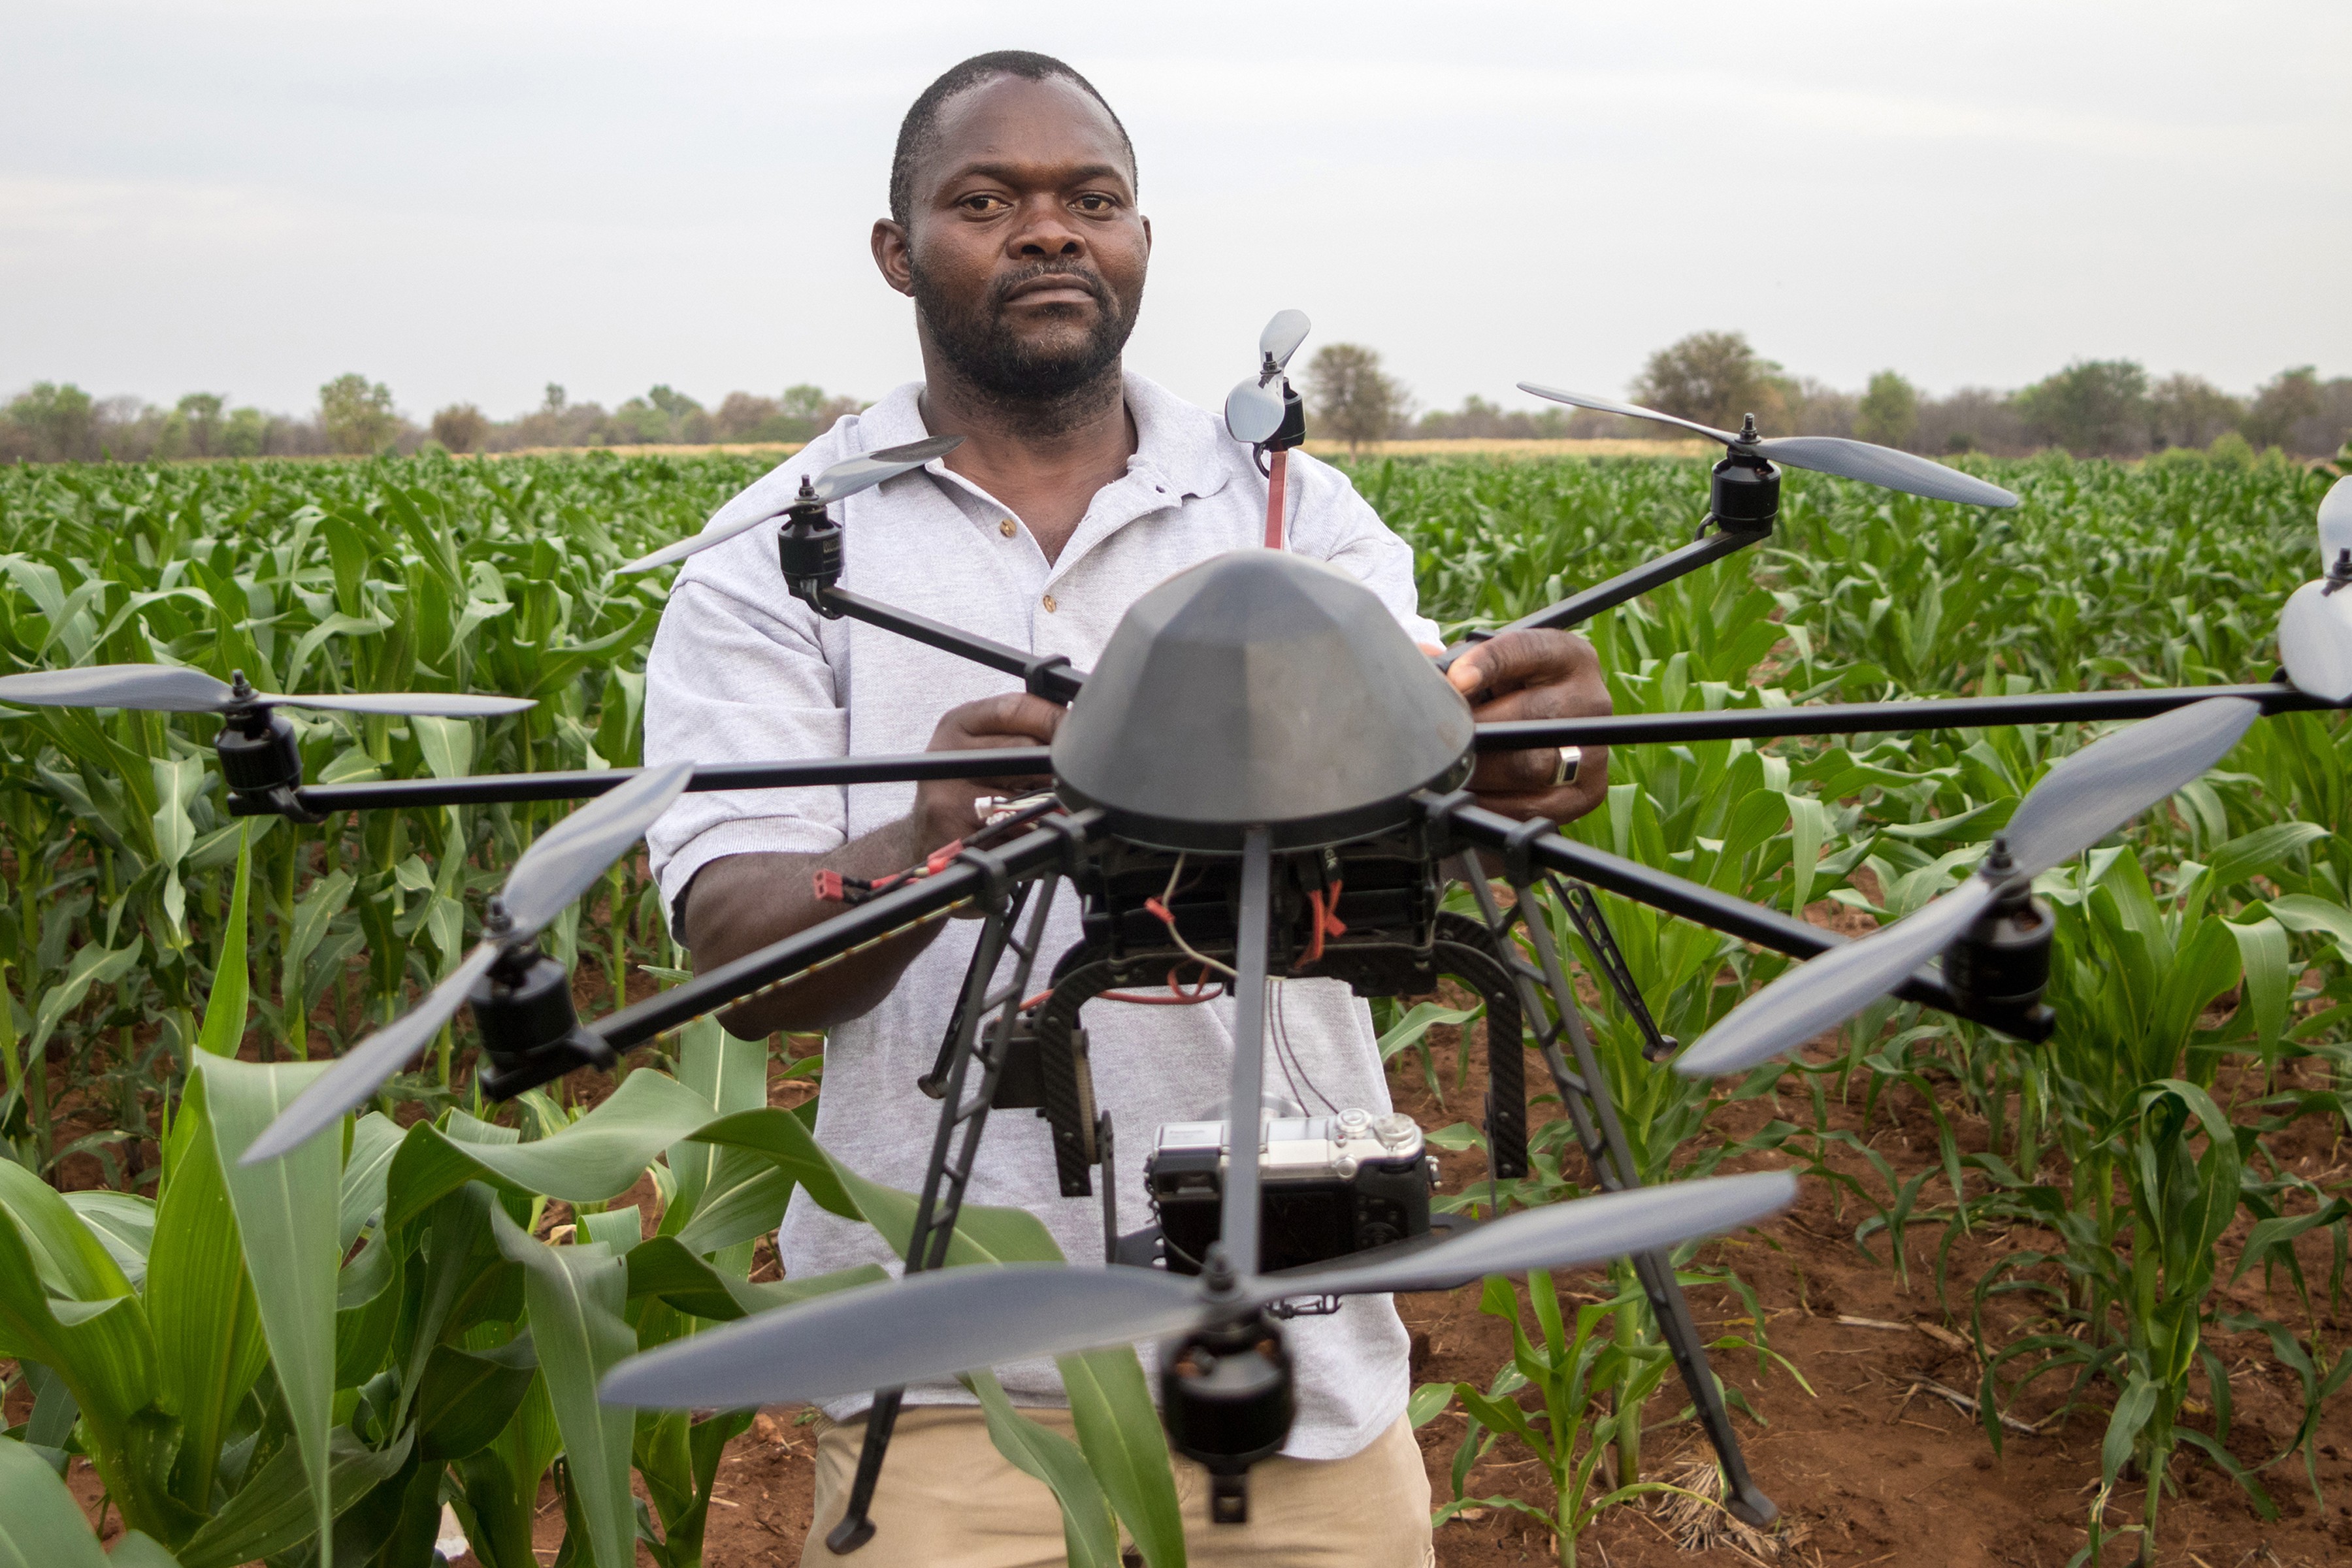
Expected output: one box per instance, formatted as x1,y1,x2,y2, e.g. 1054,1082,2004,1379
998,519,1016,538
1041,593,1058,613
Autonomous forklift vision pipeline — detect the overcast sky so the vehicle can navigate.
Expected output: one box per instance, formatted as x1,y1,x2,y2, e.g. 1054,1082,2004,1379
4,1,2346,423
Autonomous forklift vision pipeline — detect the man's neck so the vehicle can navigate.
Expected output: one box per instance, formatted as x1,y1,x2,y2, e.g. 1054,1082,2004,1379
917,357,1137,565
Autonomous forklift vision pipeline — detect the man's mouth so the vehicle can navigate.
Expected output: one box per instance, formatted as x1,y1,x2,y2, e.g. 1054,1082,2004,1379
1000,271,1103,309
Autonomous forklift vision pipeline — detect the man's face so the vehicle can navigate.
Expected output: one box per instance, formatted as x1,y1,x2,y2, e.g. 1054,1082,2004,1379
877,75,1149,400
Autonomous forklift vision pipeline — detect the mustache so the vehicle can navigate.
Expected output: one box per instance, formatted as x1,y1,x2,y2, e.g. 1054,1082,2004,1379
988,262,1109,310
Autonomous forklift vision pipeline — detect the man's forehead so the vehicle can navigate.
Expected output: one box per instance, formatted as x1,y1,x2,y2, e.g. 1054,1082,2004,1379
917,74,1134,192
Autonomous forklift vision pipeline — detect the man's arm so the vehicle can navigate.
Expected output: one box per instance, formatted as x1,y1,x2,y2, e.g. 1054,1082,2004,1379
679,693,1064,1037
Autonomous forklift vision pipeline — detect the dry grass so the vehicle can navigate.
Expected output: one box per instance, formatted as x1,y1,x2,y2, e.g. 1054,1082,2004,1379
1303,437,1712,460
1648,1458,1811,1564
484,436,1713,463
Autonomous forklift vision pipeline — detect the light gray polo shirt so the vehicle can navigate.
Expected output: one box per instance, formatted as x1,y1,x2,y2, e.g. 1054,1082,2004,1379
642,372,1439,1458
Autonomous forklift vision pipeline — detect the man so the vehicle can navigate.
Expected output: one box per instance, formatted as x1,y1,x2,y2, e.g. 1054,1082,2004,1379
644,50,1610,1568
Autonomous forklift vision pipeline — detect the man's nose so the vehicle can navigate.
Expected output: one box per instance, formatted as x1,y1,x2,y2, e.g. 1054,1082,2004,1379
1009,195,1085,258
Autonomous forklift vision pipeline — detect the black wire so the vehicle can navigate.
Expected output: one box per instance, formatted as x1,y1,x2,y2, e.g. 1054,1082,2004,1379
1271,980,1339,1113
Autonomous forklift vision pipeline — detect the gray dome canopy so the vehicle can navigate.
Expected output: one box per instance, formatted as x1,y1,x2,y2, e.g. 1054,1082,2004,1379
1053,551,1474,851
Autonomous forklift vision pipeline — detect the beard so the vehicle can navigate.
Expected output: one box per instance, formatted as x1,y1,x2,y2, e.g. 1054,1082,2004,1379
910,257,1141,417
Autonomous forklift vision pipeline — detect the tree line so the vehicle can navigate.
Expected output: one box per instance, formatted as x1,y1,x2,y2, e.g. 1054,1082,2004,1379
1304,333,2352,461
4,335,2347,464
0,378,865,465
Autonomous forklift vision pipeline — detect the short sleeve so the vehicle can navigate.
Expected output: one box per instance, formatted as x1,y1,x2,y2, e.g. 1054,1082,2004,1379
1283,452,1441,647
642,566,851,922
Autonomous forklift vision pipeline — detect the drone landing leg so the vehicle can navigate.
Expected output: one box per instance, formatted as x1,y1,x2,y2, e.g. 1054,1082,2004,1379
1458,860,1778,1528
826,866,1061,1555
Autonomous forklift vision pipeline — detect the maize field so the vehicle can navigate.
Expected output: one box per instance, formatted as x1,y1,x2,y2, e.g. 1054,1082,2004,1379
0,444,2344,1567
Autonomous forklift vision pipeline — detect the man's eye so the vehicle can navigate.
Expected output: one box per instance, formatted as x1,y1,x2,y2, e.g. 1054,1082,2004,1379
1074,194,1116,213
962,195,1007,214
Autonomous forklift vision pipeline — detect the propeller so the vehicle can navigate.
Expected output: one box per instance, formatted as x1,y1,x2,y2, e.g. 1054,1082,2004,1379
2279,476,2352,703
0,664,532,719
619,435,965,574
238,760,696,1164
598,1169,1798,1410
1224,310,1312,446
1675,696,2264,1079
1516,384,2019,510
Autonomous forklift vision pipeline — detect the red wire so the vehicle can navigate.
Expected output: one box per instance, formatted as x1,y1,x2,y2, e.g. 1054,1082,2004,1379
1302,881,1347,963
1264,448,1288,550
1020,965,1219,1011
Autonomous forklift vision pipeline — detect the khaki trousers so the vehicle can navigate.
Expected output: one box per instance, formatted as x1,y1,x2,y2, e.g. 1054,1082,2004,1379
800,1407,1435,1568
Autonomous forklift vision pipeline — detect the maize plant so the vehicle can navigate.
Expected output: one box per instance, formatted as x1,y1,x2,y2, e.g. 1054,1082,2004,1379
1,838,1183,1567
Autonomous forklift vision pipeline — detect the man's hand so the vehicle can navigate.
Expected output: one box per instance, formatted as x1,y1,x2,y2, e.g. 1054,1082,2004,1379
911,692,1065,853
1440,629,1611,824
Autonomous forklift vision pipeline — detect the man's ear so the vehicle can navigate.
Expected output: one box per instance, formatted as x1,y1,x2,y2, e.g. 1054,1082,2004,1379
872,219,914,297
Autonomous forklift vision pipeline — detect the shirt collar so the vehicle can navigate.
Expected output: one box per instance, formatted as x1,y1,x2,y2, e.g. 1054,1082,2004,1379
852,370,1233,503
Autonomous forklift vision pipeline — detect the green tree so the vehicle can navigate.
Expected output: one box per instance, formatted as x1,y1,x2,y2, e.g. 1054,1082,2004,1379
2012,359,2149,456
317,373,400,455
220,406,270,457
174,392,226,457
3,382,98,461
2146,373,2244,449
431,402,491,454
779,384,862,440
1629,331,1781,434
2243,366,2323,451
1854,370,1919,449
1305,343,1409,455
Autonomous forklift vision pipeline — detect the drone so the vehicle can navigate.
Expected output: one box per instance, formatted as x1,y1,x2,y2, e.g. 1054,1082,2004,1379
5,319,2342,1544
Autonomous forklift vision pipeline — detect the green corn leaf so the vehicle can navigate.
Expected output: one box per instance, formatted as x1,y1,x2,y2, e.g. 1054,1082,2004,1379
197,1055,344,1568
0,1433,120,1568
2203,821,2330,889
1060,1342,1186,1568
382,1069,719,1230
964,1370,1122,1568
1407,1382,1456,1427
287,868,356,979
27,937,142,1057
411,713,476,781
623,1236,885,1321
172,1425,414,1568
0,1198,163,1538
414,1336,539,1462
2264,894,2352,966
2100,1371,2163,1489
144,1071,270,1516
148,757,207,941
333,1230,402,1389
193,825,251,1059
664,1017,772,1241
62,1190,155,1288
0,1160,134,1300
286,613,387,689
104,1533,183,1568
1784,791,1826,913
576,1204,643,1256
2225,917,2292,1054
1374,1000,1478,1064
489,1207,638,1568
337,1112,404,1252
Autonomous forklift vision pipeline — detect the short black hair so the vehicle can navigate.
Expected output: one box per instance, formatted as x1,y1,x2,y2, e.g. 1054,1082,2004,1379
889,51,1137,227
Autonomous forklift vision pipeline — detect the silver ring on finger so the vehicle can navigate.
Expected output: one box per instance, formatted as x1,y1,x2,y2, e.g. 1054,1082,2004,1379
1550,746,1581,789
